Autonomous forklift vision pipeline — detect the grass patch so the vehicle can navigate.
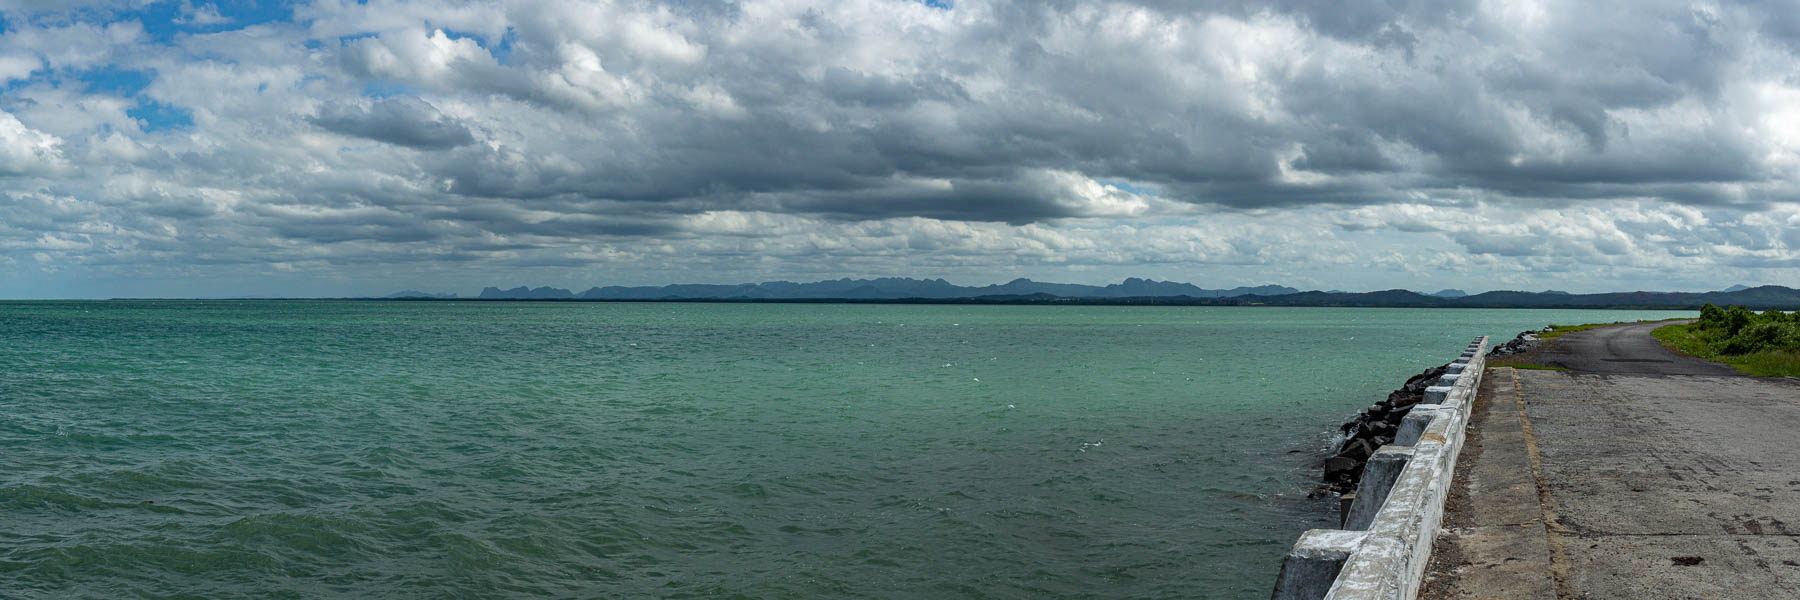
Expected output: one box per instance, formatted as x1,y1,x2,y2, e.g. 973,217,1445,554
1535,322,1614,340
1536,318,1689,340
1653,321,1800,377
1649,322,1710,355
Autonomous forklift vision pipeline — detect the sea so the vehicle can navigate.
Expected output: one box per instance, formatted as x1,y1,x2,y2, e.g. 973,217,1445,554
0,301,1694,599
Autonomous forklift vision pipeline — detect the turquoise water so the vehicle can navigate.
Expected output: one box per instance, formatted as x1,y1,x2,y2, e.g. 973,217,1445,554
0,302,1694,598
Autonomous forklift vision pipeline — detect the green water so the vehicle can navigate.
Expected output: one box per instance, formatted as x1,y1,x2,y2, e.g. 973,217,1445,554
0,302,1694,598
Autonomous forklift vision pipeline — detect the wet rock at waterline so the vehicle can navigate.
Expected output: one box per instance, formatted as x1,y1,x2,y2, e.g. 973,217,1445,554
1488,326,1552,357
1311,364,1450,498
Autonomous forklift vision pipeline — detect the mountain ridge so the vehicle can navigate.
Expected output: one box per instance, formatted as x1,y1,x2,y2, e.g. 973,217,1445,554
440,281,1800,309
477,277,1300,301
386,290,458,299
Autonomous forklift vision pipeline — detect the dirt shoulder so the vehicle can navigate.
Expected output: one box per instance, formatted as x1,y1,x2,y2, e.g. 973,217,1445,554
1418,367,1557,599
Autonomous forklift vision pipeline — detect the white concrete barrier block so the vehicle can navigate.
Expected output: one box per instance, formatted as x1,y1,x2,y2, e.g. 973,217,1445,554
1272,529,1369,600
1395,405,1442,446
1271,336,1492,600
1345,446,1416,531
1322,535,1407,600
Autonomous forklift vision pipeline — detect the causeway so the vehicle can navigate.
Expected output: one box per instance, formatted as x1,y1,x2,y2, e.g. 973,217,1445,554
1423,322,1800,599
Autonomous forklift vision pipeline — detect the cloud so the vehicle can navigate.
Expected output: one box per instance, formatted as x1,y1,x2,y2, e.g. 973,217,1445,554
0,53,42,83
309,97,476,149
0,0,1797,297
174,1,231,26
0,110,68,176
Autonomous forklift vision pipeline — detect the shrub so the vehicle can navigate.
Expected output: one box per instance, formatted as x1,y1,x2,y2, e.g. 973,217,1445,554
1699,303,1725,329
1705,310,1800,356
1724,306,1756,336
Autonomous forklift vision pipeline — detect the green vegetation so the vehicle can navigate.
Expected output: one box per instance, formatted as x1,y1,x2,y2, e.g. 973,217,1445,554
1535,318,1688,341
1537,322,1622,340
1652,304,1800,377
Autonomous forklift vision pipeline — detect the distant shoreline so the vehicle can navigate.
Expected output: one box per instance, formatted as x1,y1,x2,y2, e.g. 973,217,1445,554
462,282,1799,310
389,296,1729,310
56,295,1761,310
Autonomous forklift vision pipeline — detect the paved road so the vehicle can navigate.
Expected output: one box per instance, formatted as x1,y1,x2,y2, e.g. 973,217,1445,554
1426,323,1800,599
1534,320,1739,376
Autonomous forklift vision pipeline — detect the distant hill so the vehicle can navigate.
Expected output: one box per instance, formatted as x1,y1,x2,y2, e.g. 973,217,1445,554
479,277,1300,301
1722,284,1752,292
479,286,575,299
1228,286,1800,310
1236,289,1450,307
455,280,1800,310
386,290,456,299
1446,287,1785,308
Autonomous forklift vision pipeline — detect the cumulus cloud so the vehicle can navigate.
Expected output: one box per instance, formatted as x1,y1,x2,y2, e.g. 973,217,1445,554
173,1,230,26
0,53,41,83
0,110,68,176
0,0,1797,297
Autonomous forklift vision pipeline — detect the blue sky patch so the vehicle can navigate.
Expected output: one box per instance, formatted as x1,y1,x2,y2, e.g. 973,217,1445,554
77,68,153,97
127,100,195,132
121,0,299,44
1098,180,1160,197
362,81,422,99
437,28,484,44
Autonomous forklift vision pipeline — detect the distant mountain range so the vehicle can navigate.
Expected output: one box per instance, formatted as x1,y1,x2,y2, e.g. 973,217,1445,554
390,279,1800,309
1202,286,1800,309
476,277,1301,301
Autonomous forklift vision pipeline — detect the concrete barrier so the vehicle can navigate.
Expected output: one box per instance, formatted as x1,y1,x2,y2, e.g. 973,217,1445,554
1342,446,1413,530
1272,337,1489,600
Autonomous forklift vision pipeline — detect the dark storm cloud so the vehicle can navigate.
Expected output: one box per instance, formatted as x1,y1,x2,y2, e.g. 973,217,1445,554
310,97,476,150
819,67,969,108
249,204,444,244
778,178,1083,224
284,0,1791,221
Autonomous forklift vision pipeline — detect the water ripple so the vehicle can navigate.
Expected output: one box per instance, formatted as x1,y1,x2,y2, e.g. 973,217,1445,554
0,301,1695,598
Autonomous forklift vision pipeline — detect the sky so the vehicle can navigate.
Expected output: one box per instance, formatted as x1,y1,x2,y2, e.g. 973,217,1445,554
1,0,1798,298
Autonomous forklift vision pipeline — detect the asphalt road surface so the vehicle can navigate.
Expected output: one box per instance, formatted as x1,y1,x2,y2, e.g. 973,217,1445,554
1426,322,1800,599
1534,320,1740,376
